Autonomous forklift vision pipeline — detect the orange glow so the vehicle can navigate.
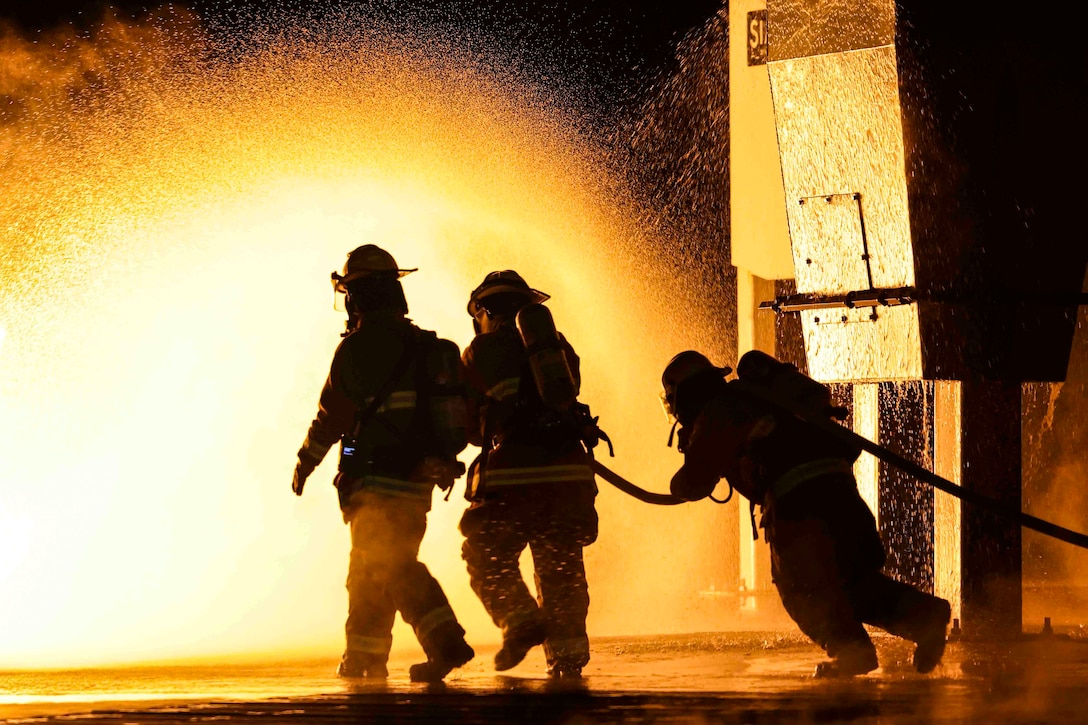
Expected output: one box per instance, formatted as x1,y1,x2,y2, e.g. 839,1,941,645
0,13,735,669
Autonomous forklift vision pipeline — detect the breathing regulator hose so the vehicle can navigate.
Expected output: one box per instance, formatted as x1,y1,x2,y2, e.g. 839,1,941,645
730,379,1088,552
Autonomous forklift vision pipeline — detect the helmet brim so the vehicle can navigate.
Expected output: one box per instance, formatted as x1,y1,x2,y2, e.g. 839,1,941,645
332,267,417,293
467,285,550,317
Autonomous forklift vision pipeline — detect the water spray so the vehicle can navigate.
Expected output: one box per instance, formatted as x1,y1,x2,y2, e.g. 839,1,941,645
0,5,745,664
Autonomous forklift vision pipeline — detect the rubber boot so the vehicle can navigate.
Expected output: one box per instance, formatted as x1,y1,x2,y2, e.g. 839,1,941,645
547,660,584,679
337,651,389,680
913,599,952,674
409,622,475,683
494,620,548,672
813,640,879,678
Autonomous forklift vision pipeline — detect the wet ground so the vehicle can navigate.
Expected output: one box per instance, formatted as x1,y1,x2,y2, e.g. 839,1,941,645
3,630,1088,723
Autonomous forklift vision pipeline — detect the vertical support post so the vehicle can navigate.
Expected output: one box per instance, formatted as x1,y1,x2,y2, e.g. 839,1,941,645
933,380,962,623
852,383,880,523
737,272,776,603
960,379,1023,639
773,280,808,372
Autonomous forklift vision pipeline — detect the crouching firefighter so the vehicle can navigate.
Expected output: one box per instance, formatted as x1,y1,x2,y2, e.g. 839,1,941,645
661,350,952,678
291,244,474,683
459,270,601,679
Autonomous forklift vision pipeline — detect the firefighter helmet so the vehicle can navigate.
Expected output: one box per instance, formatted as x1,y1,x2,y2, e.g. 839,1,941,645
331,244,417,293
660,351,732,423
466,270,550,318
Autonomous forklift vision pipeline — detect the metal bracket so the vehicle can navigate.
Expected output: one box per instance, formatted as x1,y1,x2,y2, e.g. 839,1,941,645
758,286,916,314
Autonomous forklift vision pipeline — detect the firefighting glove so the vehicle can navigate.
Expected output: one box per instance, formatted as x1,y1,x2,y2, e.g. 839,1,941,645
670,467,716,502
292,456,316,496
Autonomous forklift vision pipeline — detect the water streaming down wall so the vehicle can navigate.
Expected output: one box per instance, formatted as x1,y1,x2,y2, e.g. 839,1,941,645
0,8,743,668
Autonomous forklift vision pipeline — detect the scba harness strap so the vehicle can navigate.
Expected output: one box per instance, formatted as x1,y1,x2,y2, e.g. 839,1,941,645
465,346,599,502
339,329,461,506
339,338,419,473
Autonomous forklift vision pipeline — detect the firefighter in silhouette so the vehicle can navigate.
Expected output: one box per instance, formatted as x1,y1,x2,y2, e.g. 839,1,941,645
459,270,598,678
661,350,952,678
292,244,474,683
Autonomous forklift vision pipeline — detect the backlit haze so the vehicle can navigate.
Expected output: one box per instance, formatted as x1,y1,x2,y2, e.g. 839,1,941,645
0,7,736,669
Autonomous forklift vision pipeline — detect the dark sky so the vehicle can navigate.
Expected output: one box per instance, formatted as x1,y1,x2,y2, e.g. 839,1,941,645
3,0,722,36
0,0,725,129
0,1,723,81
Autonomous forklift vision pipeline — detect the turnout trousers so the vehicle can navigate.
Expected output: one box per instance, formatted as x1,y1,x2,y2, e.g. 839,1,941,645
345,490,463,664
459,483,598,669
766,473,951,662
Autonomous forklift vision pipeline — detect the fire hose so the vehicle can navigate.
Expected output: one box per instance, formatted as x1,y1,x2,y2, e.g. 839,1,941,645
589,458,684,506
590,383,1088,551
590,459,735,506
729,379,1088,551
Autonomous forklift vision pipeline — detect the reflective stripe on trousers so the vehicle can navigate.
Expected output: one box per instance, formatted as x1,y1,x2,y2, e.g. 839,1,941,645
414,605,457,643
501,607,540,636
346,634,393,656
